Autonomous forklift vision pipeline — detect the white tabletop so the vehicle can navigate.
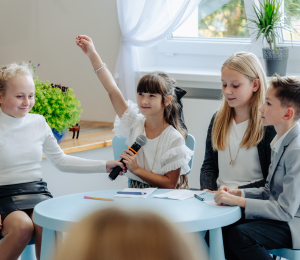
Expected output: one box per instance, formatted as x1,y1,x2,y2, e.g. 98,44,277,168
33,189,241,233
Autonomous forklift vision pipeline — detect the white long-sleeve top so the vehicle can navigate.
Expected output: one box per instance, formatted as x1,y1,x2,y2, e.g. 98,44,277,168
0,110,107,185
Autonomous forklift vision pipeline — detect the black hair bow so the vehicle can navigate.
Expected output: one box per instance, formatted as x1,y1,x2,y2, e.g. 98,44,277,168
174,87,187,130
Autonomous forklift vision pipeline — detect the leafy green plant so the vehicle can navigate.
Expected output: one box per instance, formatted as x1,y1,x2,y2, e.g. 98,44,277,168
247,0,300,50
30,77,83,134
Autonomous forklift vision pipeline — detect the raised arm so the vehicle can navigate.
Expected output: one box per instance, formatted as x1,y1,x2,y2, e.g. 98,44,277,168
76,35,128,118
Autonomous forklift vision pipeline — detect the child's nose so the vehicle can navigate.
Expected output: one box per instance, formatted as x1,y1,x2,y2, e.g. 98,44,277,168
23,98,30,106
259,103,264,113
223,86,232,95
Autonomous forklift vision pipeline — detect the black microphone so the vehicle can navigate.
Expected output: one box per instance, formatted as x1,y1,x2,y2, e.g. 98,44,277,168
108,135,147,181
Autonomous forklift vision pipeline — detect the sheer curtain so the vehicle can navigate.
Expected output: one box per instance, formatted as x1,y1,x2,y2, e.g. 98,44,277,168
114,0,202,101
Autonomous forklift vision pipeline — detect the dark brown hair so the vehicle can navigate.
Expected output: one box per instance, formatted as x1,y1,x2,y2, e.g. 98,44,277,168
137,72,189,189
270,74,300,120
137,71,187,139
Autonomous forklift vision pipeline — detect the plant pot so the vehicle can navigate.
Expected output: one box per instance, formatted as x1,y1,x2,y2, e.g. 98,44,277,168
52,129,68,144
262,47,289,77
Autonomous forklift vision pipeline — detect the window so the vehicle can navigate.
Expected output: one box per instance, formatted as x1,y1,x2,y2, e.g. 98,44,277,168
284,0,300,41
173,0,250,39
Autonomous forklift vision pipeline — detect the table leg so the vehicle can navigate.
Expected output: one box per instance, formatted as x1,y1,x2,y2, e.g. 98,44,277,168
40,228,56,260
209,228,225,260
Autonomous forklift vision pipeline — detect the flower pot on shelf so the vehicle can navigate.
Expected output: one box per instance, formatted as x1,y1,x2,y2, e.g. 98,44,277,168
262,47,289,77
52,129,68,144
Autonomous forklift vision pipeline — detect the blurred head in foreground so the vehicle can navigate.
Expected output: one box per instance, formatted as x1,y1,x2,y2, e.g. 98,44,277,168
54,207,208,260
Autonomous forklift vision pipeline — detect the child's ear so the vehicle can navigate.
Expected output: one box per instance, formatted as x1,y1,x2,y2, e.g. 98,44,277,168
283,107,295,121
253,78,260,93
165,95,173,106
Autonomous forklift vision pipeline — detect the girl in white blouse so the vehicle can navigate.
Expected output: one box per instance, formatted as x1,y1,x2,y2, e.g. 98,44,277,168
0,63,125,260
76,35,193,190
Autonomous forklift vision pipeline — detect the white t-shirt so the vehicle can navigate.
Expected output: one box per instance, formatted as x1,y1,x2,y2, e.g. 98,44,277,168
217,119,264,188
113,100,193,183
0,110,107,186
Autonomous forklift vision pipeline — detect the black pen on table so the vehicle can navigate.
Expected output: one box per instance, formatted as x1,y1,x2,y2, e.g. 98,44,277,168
194,194,205,201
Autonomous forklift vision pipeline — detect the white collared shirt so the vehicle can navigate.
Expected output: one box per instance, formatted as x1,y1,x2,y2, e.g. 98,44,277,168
270,122,299,153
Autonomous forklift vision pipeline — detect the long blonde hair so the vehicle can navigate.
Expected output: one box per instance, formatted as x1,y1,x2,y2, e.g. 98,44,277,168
137,72,189,189
212,52,267,150
54,207,205,260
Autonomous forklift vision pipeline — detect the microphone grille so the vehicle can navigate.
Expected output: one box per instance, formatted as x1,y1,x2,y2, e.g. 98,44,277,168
136,135,147,146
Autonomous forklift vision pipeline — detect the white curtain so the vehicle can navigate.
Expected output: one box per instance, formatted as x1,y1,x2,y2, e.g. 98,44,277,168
114,0,202,101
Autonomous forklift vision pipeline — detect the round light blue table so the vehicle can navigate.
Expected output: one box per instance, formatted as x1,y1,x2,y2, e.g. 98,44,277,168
33,189,241,260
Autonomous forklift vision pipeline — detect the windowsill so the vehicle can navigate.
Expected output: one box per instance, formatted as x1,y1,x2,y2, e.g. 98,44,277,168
140,67,222,89
140,66,300,90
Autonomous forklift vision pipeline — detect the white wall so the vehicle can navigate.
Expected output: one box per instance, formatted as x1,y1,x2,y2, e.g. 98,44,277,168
0,0,120,122
183,98,222,189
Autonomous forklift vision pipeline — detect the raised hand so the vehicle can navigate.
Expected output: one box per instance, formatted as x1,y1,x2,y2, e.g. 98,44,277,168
76,35,97,57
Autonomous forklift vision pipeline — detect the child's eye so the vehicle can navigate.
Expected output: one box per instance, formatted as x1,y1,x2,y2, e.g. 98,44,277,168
150,94,156,97
222,84,227,88
138,92,143,96
233,85,239,88
17,96,23,98
267,102,271,106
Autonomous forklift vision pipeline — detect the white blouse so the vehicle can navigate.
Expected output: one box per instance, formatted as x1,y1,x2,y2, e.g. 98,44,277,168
113,100,193,183
217,119,264,188
0,110,107,186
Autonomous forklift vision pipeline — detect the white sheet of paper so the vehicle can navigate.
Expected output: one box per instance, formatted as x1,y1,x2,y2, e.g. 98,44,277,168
153,190,205,201
115,188,157,198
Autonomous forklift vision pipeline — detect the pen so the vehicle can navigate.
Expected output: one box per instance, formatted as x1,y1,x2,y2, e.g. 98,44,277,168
84,196,114,201
117,191,147,195
194,194,205,201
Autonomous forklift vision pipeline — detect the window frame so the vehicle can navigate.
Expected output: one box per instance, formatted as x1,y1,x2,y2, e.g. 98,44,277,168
156,0,300,58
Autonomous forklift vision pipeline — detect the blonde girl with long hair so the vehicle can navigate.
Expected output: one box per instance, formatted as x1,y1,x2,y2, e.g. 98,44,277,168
76,35,193,189
0,63,125,260
200,52,276,192
54,207,208,260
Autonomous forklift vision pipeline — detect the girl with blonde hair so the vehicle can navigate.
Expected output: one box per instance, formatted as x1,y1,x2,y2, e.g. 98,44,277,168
200,52,276,259
200,52,276,192
54,207,208,260
76,35,193,189
0,62,125,260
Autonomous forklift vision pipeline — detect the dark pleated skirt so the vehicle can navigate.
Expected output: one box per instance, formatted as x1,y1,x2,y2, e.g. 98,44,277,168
0,180,53,224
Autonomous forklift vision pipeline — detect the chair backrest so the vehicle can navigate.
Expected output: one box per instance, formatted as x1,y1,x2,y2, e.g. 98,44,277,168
268,248,300,260
185,134,196,175
112,136,127,161
112,134,196,186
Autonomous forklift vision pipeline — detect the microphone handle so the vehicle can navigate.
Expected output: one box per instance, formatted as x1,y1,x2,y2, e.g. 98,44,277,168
108,142,142,181
108,165,123,181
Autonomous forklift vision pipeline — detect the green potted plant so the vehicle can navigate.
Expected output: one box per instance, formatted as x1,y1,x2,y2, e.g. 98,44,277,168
30,78,83,143
248,0,300,76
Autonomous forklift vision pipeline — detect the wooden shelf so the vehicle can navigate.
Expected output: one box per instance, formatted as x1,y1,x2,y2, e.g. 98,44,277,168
42,121,114,158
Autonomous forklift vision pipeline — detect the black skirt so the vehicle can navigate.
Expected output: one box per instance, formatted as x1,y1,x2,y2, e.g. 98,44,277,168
0,180,53,223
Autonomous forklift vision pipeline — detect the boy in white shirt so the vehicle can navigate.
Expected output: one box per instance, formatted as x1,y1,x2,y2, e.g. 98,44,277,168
214,75,300,259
